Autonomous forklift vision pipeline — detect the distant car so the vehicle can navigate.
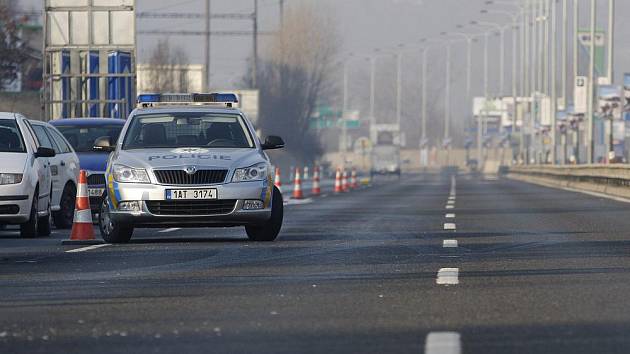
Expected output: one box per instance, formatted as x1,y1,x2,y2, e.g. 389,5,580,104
98,93,285,244
0,113,56,237
27,120,80,229
50,118,125,215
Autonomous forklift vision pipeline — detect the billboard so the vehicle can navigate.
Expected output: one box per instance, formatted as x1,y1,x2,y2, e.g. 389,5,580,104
624,73,630,113
574,76,588,114
598,85,622,119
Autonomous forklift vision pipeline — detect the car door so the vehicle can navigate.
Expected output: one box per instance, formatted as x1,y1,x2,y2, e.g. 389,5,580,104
47,126,80,199
20,119,52,210
29,123,61,206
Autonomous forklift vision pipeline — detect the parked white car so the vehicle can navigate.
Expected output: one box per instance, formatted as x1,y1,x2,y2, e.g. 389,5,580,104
0,113,56,237
27,120,80,229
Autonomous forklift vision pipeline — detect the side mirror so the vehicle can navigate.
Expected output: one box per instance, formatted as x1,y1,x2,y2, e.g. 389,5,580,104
261,136,285,150
34,146,56,158
93,136,116,152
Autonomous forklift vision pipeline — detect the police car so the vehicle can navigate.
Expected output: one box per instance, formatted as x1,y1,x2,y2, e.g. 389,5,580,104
97,93,285,243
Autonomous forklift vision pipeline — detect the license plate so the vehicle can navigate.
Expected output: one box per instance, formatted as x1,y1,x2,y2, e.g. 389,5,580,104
166,189,217,200
88,188,105,197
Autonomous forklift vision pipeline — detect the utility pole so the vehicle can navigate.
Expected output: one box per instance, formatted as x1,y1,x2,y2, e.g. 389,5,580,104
573,0,580,164
252,0,259,88
204,0,211,89
586,0,596,164
606,0,614,84
550,0,557,164
444,44,451,145
369,56,376,130
561,0,568,110
342,61,349,165
421,48,428,142
279,0,285,27
396,51,403,127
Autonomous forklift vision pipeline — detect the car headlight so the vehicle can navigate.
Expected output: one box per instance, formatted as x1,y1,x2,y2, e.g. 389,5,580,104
0,173,22,185
232,163,268,182
112,164,150,184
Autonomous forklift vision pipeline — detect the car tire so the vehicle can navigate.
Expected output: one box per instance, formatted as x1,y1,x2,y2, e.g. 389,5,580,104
245,186,283,242
38,198,52,237
20,191,39,238
53,184,76,229
99,198,133,244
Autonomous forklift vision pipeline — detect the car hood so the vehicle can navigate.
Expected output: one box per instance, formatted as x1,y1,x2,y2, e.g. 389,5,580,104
114,147,266,171
77,152,110,173
0,152,27,174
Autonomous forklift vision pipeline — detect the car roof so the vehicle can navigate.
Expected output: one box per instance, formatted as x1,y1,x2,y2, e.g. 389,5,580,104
132,106,243,116
0,112,17,120
49,118,126,127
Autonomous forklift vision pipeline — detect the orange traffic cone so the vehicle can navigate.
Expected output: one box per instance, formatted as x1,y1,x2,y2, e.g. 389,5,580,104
312,166,321,196
66,170,97,244
351,168,358,189
334,168,343,194
341,169,349,192
274,167,283,193
292,167,304,199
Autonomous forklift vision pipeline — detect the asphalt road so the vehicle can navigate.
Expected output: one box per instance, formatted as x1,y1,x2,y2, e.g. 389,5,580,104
2,173,630,353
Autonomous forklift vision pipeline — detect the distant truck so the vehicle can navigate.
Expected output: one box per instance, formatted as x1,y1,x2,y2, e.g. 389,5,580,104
370,130,401,178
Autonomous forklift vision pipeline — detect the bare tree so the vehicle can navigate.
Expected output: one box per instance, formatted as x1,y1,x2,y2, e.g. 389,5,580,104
252,3,340,162
0,1,27,88
145,39,190,93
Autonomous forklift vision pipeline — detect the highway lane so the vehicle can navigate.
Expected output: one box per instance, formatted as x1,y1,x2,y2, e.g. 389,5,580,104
2,173,630,353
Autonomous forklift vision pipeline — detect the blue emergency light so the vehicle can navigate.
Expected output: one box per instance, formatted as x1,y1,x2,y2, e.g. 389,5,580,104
137,93,239,106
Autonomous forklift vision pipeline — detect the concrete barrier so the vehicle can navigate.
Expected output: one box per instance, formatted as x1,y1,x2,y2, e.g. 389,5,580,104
508,165,630,199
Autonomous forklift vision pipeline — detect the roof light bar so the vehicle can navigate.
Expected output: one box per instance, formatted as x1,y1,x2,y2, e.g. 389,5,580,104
137,93,239,107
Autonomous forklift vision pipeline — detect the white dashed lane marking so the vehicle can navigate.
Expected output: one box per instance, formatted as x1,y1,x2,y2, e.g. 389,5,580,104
445,205,454,209
443,223,456,230
425,332,462,354
445,213,455,218
436,268,459,285
65,244,109,253
443,240,458,248
159,228,181,233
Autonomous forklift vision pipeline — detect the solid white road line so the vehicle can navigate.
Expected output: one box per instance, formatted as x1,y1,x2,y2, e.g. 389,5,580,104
436,268,459,285
445,205,454,209
65,244,109,253
443,240,458,248
425,332,462,354
445,213,455,218
443,223,456,230
159,228,181,233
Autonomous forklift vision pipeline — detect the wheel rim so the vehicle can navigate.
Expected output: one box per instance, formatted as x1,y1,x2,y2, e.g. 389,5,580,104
100,200,113,236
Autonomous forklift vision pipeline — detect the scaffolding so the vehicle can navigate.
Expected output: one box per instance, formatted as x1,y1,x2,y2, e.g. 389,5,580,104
43,0,136,120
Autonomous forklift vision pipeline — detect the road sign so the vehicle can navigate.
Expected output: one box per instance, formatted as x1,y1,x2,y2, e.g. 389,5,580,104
574,76,588,114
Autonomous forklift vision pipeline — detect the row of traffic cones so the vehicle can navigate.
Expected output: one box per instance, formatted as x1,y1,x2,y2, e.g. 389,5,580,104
275,166,358,200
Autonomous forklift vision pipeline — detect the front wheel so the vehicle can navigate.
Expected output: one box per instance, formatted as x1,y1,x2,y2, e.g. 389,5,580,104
246,187,283,242
99,198,133,243
20,192,39,238
53,184,76,229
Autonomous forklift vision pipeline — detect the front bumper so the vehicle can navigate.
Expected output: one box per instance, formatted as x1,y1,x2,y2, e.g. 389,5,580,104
0,185,32,224
108,180,272,228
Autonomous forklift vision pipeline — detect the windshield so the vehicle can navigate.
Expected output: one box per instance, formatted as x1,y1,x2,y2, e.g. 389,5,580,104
122,113,254,150
56,125,123,153
0,119,25,153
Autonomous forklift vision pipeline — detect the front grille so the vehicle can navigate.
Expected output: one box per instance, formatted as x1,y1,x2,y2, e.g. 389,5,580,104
88,174,106,186
0,205,19,215
146,200,237,216
154,169,228,185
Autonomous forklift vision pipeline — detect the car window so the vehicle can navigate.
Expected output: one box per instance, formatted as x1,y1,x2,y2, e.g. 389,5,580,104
122,113,254,150
47,127,72,154
30,124,56,150
55,125,123,153
0,119,26,153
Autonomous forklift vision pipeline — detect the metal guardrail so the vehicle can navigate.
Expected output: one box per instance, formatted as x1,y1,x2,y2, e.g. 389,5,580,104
509,165,630,188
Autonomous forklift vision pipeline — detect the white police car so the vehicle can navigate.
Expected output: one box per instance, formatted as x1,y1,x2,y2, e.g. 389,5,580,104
97,93,285,243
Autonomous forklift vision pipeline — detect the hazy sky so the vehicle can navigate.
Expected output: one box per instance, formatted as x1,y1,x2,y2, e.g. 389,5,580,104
19,0,630,144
